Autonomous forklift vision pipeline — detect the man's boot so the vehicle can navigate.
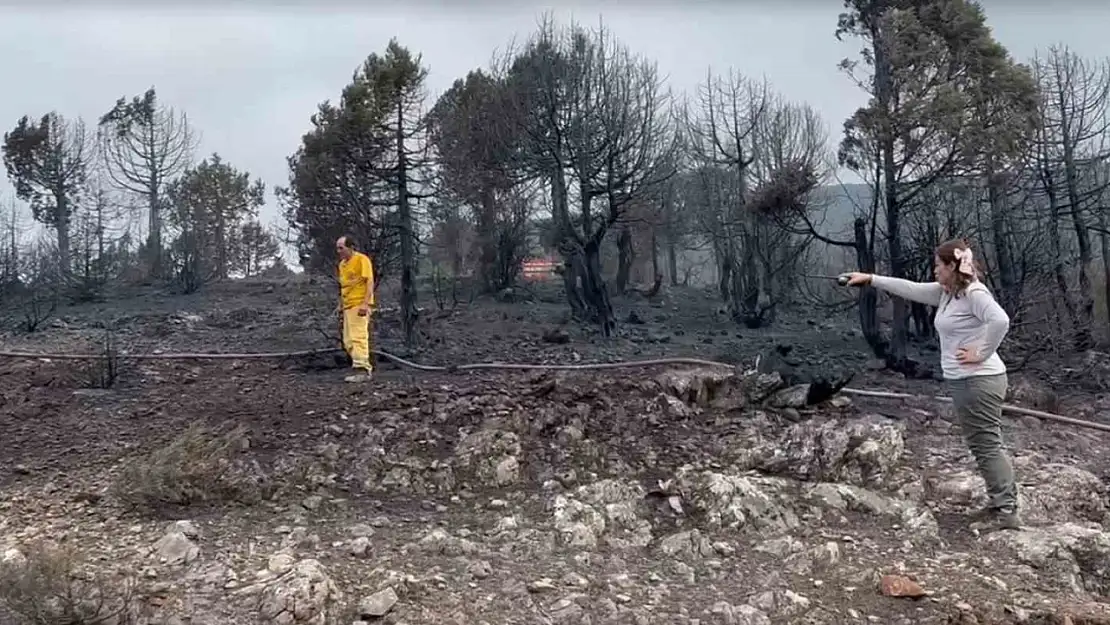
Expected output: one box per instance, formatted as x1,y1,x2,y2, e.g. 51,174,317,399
344,369,373,383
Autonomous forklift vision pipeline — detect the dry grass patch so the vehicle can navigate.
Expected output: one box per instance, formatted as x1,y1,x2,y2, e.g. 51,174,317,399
0,541,138,625
111,422,258,511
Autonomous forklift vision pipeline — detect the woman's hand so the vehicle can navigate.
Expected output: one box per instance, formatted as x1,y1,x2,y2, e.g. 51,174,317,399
842,272,873,287
955,346,983,365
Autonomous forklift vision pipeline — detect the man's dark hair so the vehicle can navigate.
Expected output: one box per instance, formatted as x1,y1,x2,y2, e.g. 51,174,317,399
340,234,357,250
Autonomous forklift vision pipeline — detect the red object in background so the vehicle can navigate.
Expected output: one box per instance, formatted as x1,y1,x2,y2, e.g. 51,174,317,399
522,257,558,281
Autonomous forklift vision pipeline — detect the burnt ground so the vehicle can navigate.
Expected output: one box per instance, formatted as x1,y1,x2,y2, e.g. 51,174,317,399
2,275,1110,625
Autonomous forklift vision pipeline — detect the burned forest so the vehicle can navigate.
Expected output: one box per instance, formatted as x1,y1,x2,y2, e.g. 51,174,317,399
3,5,1110,625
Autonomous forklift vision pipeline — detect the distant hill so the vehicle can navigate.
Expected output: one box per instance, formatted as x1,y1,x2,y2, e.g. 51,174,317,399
807,183,873,240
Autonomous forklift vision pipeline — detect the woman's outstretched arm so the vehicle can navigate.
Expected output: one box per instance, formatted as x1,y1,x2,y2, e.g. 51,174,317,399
869,275,945,307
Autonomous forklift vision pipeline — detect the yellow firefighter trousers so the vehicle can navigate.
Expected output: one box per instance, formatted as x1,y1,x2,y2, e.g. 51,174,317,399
342,307,372,372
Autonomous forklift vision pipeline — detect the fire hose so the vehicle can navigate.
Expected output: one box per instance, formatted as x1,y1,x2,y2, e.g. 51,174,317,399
0,347,1105,434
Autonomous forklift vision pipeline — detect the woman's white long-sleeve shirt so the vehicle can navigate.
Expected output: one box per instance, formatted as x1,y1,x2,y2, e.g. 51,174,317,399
869,276,1010,380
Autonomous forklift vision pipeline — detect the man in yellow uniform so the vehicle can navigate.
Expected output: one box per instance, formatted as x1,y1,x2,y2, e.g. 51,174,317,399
336,235,375,382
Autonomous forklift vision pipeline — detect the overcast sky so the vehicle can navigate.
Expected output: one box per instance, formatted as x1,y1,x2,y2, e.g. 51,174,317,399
1,2,1108,231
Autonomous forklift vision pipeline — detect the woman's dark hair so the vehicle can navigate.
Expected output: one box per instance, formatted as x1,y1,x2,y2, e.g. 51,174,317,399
935,238,979,293
340,234,357,250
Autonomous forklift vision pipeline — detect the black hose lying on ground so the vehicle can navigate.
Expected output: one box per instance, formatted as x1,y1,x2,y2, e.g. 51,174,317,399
0,347,1105,434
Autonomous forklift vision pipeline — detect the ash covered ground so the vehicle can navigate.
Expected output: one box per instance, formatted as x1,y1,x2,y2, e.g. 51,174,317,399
3,276,1110,625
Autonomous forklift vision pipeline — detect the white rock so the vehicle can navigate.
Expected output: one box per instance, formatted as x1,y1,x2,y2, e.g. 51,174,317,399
358,586,399,618
154,531,199,565
349,536,370,557
1,547,26,568
268,552,296,575
258,559,342,625
168,520,200,539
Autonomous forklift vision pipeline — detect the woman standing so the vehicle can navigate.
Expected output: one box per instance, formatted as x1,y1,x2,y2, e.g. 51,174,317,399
843,239,1019,530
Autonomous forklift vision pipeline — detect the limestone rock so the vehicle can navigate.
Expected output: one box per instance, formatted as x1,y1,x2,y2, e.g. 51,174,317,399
257,559,342,625
358,586,399,618
675,469,799,534
453,429,522,487
755,416,905,486
154,530,199,566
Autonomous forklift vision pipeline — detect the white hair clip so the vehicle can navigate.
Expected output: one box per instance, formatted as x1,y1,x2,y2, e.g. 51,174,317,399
953,248,975,276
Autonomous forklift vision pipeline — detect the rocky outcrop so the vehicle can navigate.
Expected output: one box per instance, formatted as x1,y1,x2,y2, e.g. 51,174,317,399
248,559,343,625
754,416,905,486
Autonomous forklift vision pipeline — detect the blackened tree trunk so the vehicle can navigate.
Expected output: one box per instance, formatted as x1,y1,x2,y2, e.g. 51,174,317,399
716,243,732,301
477,187,498,292
53,192,72,279
854,217,885,357
581,237,616,336
910,302,933,339
1099,211,1110,331
552,168,588,320
875,36,909,365
667,235,678,287
615,226,633,293
397,101,418,346
730,250,764,328
1064,136,1095,350
561,253,588,319
650,230,660,286
988,170,1018,316
1046,176,1079,336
